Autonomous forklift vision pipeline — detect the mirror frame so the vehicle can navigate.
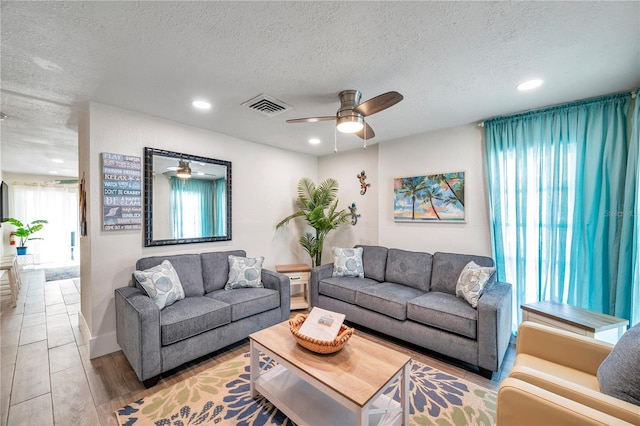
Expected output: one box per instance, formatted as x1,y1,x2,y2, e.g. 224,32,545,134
143,147,232,247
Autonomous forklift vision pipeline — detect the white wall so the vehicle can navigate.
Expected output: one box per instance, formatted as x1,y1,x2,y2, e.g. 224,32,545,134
378,124,492,255
317,125,492,258
318,144,379,263
79,102,317,358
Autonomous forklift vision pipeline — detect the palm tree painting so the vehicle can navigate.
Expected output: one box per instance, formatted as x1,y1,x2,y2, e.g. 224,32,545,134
394,172,465,221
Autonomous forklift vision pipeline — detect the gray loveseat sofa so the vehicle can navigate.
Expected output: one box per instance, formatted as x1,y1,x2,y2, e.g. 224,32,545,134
310,245,512,377
115,250,290,387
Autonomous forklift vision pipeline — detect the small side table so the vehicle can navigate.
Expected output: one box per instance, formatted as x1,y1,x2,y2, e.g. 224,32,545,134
276,264,311,310
521,300,629,344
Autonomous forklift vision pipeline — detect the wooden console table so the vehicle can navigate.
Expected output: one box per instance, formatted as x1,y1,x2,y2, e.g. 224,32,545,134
521,300,629,344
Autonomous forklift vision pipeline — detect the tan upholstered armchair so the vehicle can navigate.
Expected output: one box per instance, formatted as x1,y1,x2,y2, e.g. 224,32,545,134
496,321,640,426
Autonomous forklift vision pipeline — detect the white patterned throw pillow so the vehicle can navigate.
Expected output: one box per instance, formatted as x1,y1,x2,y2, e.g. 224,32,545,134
225,255,265,290
456,261,496,308
133,260,185,310
332,247,364,278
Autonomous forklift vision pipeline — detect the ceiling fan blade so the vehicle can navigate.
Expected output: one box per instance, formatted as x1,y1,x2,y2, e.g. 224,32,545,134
286,116,336,124
353,91,403,117
356,122,375,140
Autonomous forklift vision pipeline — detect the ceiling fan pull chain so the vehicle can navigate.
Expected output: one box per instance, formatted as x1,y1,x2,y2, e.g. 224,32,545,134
334,125,338,153
363,120,367,149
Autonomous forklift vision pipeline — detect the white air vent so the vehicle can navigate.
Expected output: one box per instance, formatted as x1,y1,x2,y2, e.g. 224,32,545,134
242,94,292,117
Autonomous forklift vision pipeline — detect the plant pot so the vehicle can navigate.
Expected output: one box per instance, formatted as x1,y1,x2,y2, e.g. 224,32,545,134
16,247,27,256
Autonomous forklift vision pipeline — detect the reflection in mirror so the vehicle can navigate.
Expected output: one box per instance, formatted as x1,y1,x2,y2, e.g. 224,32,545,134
144,147,232,246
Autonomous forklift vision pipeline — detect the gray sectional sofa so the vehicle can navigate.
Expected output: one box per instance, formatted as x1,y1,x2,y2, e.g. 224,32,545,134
115,250,290,387
310,245,512,377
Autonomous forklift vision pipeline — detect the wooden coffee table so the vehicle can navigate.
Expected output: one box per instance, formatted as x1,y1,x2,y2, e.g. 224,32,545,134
249,321,411,425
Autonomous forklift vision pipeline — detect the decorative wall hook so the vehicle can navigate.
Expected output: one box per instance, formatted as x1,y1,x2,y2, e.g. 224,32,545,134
349,202,361,225
357,170,370,195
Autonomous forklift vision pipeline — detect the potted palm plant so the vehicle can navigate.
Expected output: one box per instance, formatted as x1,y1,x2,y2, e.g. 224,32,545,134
276,178,350,267
2,218,48,255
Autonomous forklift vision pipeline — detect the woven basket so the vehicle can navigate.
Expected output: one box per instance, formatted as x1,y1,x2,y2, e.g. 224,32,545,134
289,313,354,354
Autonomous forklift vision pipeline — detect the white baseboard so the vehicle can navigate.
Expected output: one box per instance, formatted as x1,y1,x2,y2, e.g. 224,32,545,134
77,311,121,359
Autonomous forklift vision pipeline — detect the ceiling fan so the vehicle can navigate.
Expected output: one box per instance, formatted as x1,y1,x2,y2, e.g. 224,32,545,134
286,90,403,140
162,161,218,179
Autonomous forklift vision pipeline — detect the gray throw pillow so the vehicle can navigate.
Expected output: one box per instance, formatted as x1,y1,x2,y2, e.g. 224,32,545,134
332,247,364,278
597,321,640,406
455,261,496,308
133,260,185,309
225,255,264,290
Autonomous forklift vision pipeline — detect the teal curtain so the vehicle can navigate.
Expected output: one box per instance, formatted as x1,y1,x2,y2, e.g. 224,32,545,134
627,89,640,325
485,92,639,330
213,178,226,236
170,177,214,238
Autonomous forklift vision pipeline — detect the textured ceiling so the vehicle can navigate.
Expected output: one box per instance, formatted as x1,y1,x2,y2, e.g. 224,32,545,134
1,1,639,178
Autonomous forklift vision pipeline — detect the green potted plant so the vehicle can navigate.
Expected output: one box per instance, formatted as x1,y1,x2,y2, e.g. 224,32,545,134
277,178,350,267
2,218,48,255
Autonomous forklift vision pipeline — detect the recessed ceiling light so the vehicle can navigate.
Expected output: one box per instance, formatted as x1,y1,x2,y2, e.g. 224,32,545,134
49,170,59,174
192,100,212,110
517,79,544,91
309,138,321,145
51,158,64,163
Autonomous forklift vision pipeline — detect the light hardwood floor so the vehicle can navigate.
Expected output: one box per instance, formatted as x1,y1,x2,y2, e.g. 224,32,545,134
1,269,515,426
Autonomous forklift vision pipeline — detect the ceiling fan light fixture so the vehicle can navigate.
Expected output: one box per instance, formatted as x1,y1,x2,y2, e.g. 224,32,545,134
336,115,364,133
176,160,192,179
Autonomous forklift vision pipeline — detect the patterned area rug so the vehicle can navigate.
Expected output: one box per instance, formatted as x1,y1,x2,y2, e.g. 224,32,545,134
116,352,496,426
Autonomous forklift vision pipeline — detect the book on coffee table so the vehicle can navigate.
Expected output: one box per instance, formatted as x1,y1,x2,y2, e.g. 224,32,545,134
298,307,345,341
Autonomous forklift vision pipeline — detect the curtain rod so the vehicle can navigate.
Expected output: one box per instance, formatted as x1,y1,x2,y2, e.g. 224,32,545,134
478,89,637,127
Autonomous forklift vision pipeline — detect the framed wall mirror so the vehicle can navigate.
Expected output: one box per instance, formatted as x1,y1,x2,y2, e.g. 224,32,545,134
144,147,232,246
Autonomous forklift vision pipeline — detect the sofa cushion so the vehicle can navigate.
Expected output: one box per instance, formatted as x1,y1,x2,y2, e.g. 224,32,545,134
318,277,379,304
137,254,205,297
332,247,364,278
431,252,495,295
385,249,433,292
133,260,185,310
201,250,246,293
207,288,280,322
356,282,425,321
356,245,388,282
225,255,264,289
159,296,231,346
407,292,478,339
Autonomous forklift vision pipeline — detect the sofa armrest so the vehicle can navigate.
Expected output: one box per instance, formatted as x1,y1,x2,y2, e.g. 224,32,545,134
516,322,613,375
309,263,333,308
497,378,634,426
114,286,161,382
261,269,290,321
477,281,513,372
509,365,640,424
